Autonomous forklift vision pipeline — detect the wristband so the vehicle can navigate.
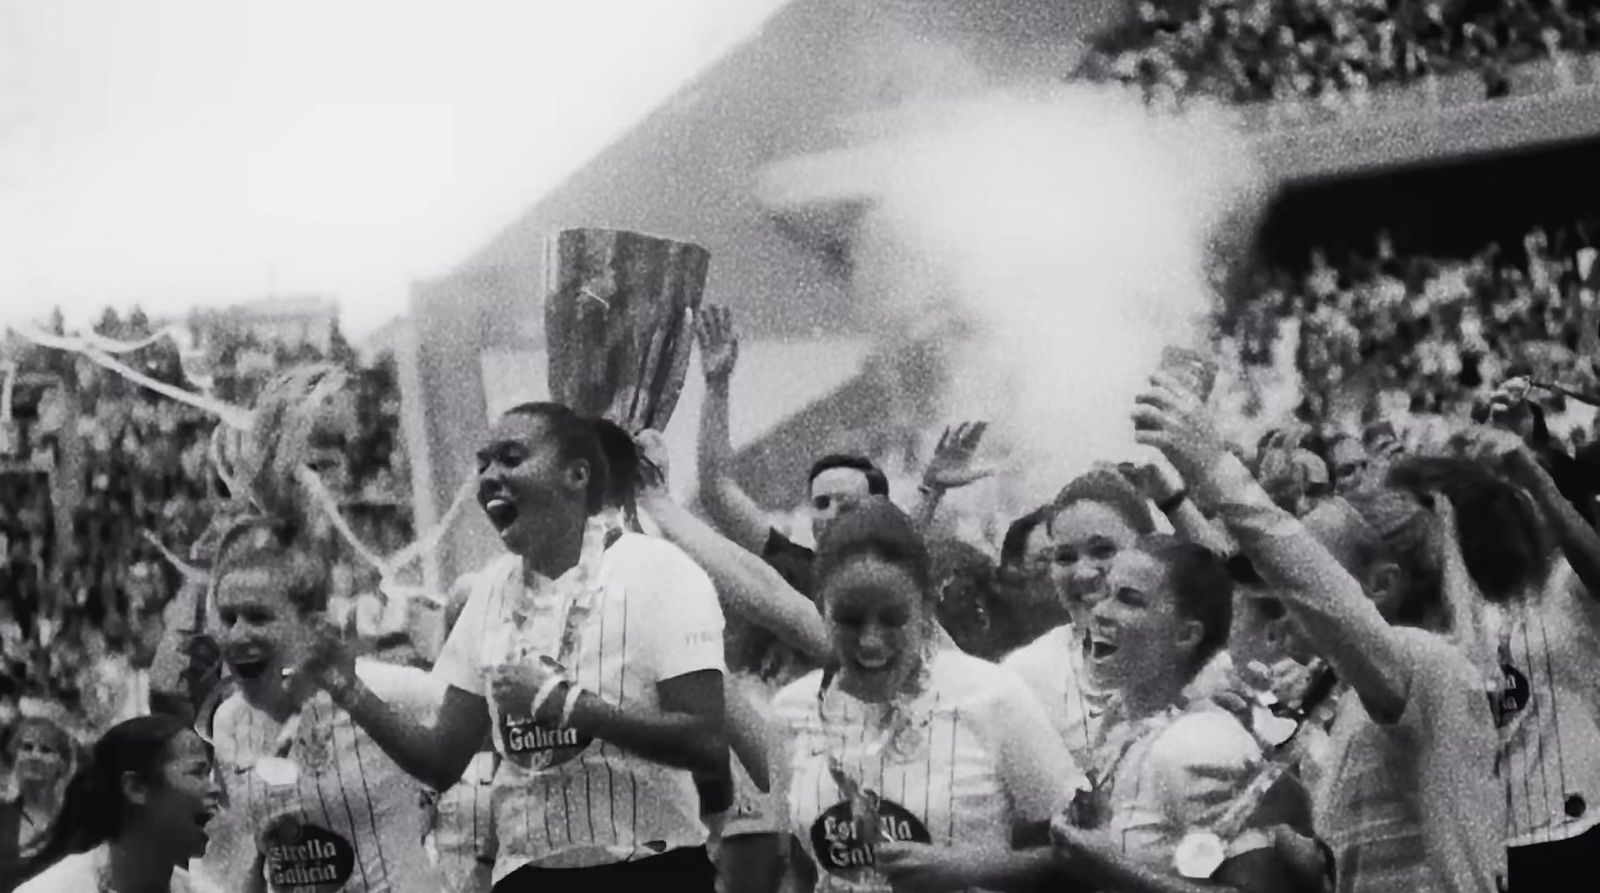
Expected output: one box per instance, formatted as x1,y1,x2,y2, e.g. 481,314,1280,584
560,683,586,728
1157,491,1188,514
529,676,566,723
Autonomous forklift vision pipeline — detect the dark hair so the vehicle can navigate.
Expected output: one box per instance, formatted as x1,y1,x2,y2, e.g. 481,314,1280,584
1048,468,1157,537
999,506,1053,569
1135,534,1234,675
807,454,890,498
1384,457,1550,603
28,715,194,874
503,403,656,515
1337,489,1445,626
813,498,932,599
209,514,333,617
812,499,933,695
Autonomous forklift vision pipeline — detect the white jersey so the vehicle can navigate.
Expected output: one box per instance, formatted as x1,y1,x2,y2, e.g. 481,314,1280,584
1092,707,1273,873
203,660,448,893
1490,561,1600,847
18,844,220,893
432,533,726,882
1001,625,1111,764
772,650,1083,893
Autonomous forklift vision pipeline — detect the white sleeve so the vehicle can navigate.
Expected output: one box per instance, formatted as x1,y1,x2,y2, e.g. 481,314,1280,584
431,571,494,697
991,670,1086,824
627,541,727,682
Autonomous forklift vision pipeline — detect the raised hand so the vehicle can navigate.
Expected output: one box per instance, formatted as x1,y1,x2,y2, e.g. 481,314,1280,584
295,621,361,705
695,305,740,384
921,422,993,493
1131,372,1230,486
488,656,565,724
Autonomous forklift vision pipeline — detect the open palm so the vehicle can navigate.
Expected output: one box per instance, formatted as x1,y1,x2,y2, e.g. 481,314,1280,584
922,422,992,492
695,305,740,382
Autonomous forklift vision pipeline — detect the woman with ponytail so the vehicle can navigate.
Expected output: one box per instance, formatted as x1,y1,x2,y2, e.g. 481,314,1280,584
194,513,448,893
19,715,220,893
297,401,728,893
771,499,1083,893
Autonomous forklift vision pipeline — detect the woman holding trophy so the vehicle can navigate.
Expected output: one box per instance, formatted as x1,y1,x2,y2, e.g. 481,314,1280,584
291,230,732,893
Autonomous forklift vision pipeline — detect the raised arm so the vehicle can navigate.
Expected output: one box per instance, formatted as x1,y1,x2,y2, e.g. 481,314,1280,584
1497,434,1600,602
1134,372,1413,723
696,305,774,553
637,430,831,663
911,422,995,531
1120,460,1237,557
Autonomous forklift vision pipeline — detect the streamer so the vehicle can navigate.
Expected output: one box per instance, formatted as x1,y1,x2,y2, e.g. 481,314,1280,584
11,324,469,607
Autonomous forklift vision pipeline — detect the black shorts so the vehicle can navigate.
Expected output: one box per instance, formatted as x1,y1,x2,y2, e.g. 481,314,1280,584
491,847,716,893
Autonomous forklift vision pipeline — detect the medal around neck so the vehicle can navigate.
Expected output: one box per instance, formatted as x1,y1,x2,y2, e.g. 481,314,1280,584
1174,831,1226,879
255,757,300,787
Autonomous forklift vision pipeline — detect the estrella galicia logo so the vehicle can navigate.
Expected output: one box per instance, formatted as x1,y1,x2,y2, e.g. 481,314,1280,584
262,816,355,893
1492,664,1530,727
809,796,930,876
499,711,593,770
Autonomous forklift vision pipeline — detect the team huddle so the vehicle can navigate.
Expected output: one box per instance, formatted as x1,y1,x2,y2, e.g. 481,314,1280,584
12,304,1600,893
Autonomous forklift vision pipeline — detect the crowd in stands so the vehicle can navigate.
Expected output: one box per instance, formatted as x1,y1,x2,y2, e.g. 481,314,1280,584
1231,218,1600,435
0,308,413,734
1079,0,1600,107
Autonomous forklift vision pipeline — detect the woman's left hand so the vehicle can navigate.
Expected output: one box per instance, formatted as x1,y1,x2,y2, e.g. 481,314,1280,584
488,657,564,722
874,842,972,893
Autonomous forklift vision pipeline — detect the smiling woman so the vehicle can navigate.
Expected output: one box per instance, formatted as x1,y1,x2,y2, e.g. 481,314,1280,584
308,400,729,893
17,715,222,893
1048,537,1312,893
771,499,1084,893
192,514,449,893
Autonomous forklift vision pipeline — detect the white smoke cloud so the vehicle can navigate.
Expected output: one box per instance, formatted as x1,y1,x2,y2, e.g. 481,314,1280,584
862,85,1267,509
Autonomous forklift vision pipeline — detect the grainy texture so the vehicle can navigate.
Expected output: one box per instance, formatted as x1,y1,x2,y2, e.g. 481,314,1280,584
544,228,710,433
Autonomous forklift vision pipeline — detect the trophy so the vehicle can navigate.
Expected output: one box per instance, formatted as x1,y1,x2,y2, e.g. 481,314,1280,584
543,228,710,433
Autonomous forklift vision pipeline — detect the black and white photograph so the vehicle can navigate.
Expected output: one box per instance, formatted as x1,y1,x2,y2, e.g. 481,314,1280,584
1,1,1598,891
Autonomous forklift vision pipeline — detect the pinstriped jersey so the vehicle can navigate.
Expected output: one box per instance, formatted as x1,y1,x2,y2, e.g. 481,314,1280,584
1001,625,1113,766
1489,562,1600,847
432,534,726,882
772,651,1082,893
204,660,449,893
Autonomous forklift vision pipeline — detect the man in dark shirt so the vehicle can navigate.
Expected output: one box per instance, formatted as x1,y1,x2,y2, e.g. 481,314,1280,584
693,307,985,597
755,454,889,597
694,309,893,597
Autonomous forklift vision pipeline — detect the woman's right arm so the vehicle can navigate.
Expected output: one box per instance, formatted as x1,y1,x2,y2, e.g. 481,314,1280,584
1135,375,1413,722
640,490,830,663
309,592,492,792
